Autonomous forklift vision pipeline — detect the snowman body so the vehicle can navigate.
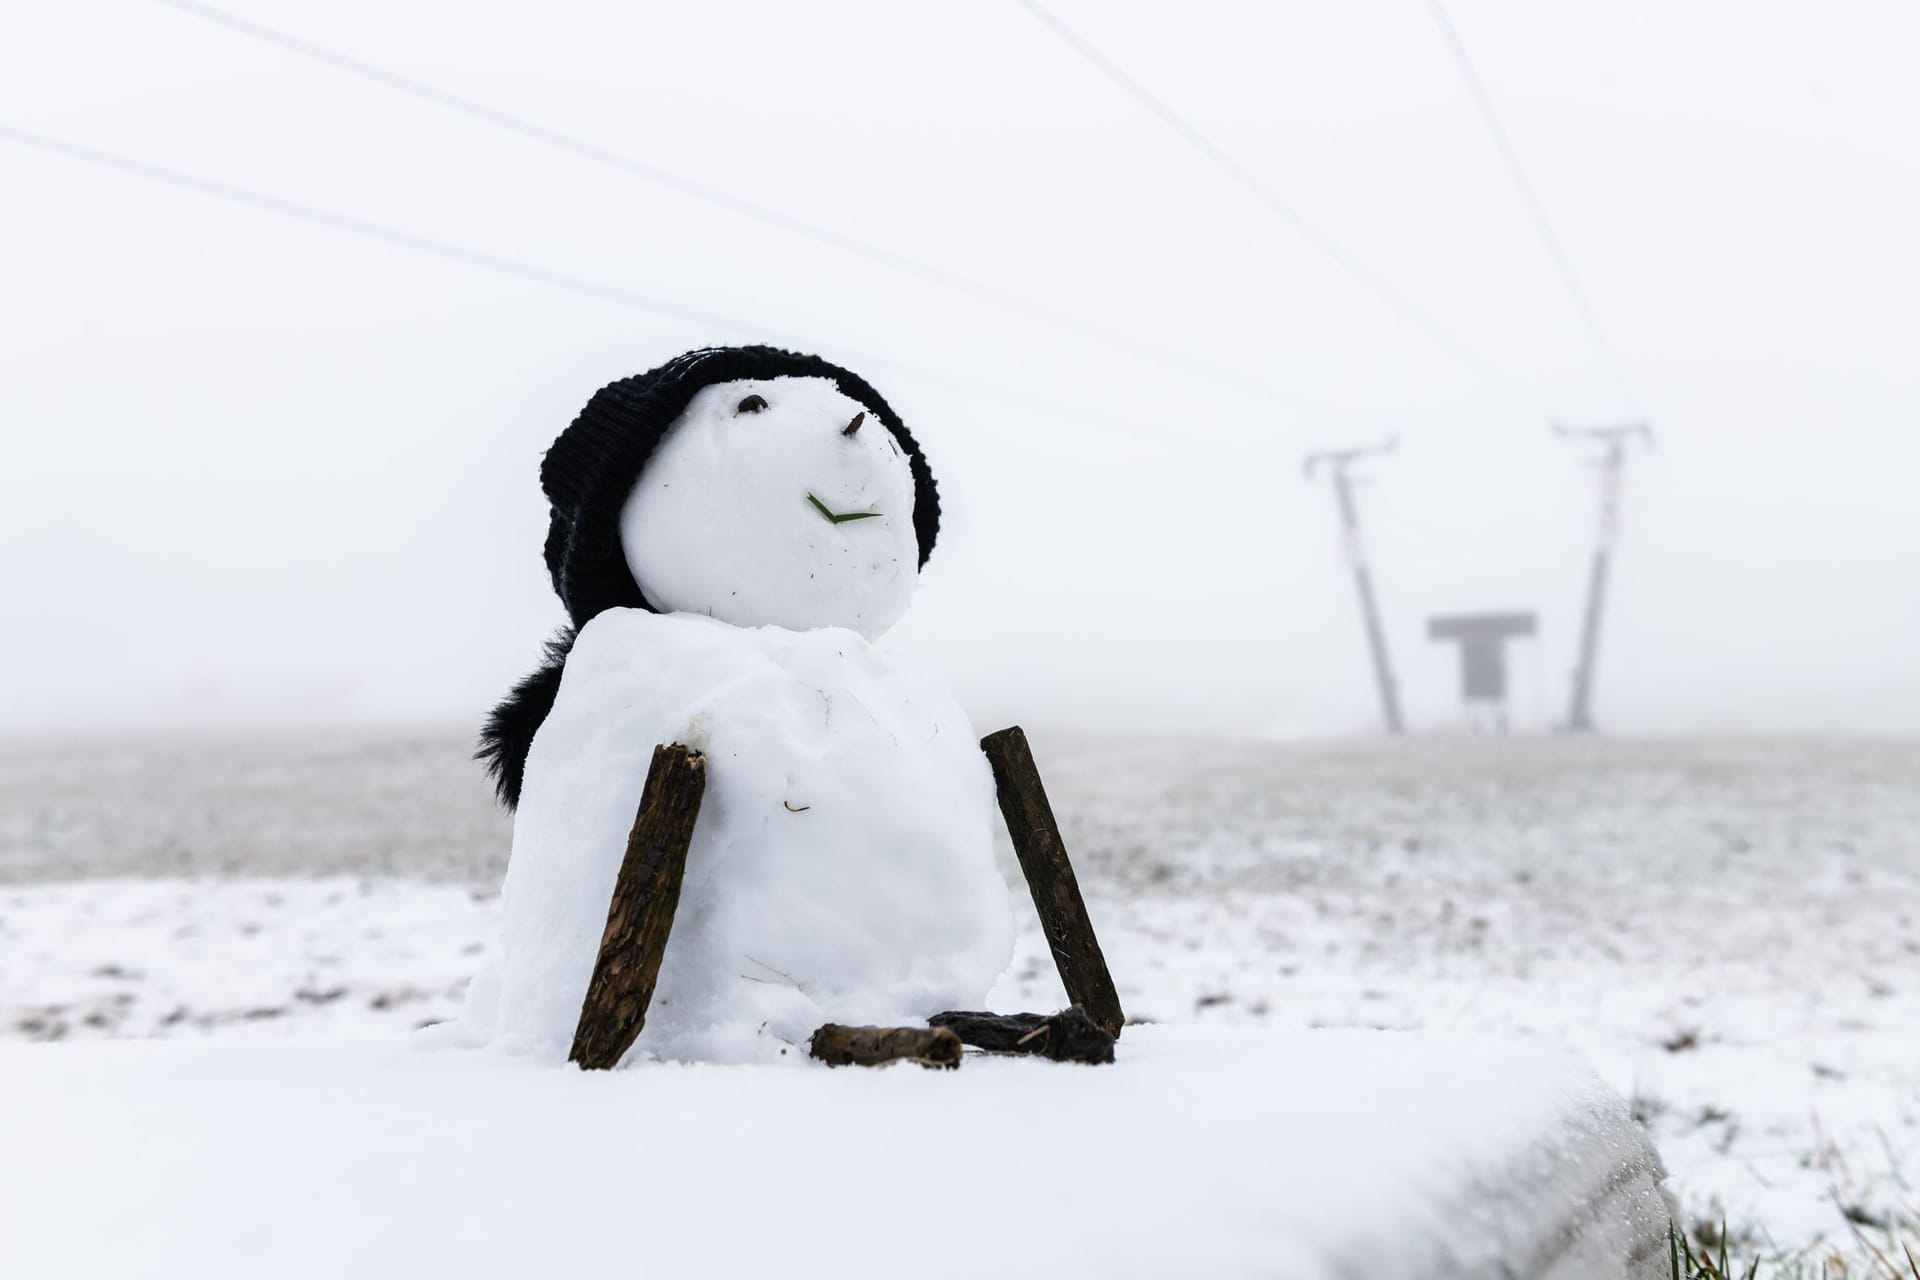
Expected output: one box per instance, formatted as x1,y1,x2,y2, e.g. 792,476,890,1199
453,361,1014,1064
466,609,1012,1063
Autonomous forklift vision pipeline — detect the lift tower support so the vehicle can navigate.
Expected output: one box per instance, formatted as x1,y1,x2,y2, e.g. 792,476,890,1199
1306,440,1404,735
1557,423,1653,733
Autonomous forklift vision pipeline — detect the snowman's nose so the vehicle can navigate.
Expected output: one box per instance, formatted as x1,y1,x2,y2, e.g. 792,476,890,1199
842,412,865,438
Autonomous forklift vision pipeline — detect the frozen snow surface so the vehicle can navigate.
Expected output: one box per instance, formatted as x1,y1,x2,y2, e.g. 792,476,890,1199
0,1026,1666,1280
453,608,1012,1063
5,733,1918,1269
619,376,921,639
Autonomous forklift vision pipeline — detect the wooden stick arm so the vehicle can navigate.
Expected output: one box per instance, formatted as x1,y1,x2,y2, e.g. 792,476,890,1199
569,743,706,1070
980,727,1125,1039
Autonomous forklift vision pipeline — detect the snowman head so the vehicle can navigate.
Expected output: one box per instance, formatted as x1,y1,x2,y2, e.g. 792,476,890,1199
619,376,920,637
539,348,940,638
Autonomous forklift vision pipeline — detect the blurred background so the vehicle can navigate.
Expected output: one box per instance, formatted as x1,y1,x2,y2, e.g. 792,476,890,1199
3,0,1916,739
3,1,1918,1271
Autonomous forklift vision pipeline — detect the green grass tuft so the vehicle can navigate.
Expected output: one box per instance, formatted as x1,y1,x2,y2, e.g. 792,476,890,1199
1669,1220,1920,1280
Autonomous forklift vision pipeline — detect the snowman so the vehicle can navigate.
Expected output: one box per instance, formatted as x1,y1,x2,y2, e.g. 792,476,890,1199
449,346,1021,1065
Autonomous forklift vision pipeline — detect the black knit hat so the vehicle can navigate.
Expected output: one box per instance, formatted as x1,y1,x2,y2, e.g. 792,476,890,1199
540,345,940,628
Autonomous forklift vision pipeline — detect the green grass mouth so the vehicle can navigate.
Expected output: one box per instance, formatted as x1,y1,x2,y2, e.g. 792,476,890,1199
807,493,884,525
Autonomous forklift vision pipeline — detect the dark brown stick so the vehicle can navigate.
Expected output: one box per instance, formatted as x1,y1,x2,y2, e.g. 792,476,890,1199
808,1024,963,1069
929,1008,1115,1064
981,727,1125,1039
568,744,706,1070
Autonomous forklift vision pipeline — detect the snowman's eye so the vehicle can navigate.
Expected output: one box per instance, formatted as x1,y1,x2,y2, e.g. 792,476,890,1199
736,394,769,415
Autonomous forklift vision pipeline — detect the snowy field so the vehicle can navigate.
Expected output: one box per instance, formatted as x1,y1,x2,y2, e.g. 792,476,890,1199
4,731,1917,1271
0,1028,1667,1280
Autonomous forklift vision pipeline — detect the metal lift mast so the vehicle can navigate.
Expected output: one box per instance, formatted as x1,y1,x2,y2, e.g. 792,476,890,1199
1556,423,1653,732
1305,440,1404,735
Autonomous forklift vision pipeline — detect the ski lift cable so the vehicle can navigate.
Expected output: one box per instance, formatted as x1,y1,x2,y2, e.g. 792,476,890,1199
143,0,1366,429
1016,0,1557,423
1424,0,1646,418
0,123,1291,461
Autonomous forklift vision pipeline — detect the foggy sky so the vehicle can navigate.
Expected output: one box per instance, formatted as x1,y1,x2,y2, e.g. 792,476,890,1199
2,0,1916,739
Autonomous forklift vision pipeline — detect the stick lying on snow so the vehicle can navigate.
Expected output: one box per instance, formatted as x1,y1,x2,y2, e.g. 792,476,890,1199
809,1024,964,1069
569,744,707,1071
929,1008,1115,1065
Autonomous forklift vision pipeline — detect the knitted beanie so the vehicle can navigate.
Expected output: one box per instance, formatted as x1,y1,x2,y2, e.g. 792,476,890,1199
539,345,940,627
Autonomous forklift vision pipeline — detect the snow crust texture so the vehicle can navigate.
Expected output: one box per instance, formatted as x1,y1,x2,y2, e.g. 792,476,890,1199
453,609,1013,1063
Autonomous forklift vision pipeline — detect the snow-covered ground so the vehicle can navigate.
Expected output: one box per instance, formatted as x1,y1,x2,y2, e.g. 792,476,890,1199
0,1028,1668,1280
4,732,1916,1270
